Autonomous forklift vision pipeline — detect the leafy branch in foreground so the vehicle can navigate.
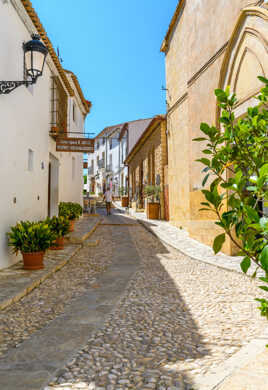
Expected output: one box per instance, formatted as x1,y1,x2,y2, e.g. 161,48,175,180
194,76,268,319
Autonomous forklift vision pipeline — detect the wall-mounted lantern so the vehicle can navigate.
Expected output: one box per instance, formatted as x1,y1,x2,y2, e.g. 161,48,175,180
0,34,48,95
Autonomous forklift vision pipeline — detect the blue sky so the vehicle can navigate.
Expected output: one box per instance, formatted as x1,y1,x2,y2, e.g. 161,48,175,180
31,0,178,136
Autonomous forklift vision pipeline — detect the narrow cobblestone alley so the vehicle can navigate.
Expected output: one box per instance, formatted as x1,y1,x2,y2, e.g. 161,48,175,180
0,208,267,390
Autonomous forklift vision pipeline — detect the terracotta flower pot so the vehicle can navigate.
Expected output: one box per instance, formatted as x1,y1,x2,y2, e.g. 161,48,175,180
22,251,45,270
50,236,64,250
69,220,75,232
121,196,129,207
147,202,160,220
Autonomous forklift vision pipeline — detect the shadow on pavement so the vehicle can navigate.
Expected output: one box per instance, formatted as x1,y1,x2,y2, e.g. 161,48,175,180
54,208,210,390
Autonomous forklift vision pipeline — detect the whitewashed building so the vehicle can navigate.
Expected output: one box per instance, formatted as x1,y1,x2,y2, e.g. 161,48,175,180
0,0,91,269
87,119,152,196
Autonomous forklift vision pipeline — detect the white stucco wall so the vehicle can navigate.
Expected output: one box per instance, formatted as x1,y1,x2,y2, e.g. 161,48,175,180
0,1,85,269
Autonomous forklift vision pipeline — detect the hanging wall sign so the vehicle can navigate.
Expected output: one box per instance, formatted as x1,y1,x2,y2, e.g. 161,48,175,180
56,137,94,153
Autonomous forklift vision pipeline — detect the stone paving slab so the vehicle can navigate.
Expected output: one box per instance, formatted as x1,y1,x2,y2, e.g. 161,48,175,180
194,327,268,389
0,226,140,390
0,216,100,311
216,348,268,390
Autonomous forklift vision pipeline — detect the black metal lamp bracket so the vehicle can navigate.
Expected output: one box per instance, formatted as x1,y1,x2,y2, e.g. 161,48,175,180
0,80,33,95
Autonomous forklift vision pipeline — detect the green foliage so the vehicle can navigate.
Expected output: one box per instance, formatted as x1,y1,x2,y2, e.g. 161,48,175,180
194,77,268,321
8,221,54,254
58,202,83,221
144,185,161,202
213,233,226,254
119,186,128,196
46,216,70,238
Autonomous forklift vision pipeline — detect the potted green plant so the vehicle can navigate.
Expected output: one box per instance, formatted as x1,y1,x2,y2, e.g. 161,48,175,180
8,221,54,270
59,202,83,232
144,185,161,219
47,216,70,250
119,186,129,207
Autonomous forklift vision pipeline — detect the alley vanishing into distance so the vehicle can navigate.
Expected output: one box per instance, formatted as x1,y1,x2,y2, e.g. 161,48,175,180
0,207,267,390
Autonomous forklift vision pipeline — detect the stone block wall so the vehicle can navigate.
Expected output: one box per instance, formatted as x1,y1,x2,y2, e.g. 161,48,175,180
129,123,161,191
162,1,268,254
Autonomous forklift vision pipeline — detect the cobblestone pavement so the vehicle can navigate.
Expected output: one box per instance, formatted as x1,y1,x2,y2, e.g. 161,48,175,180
114,201,255,276
0,225,115,358
46,223,267,390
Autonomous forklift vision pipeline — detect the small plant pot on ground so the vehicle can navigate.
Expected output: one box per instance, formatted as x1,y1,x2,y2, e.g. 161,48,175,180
147,202,160,220
50,236,64,250
8,220,54,271
121,196,129,207
22,251,45,270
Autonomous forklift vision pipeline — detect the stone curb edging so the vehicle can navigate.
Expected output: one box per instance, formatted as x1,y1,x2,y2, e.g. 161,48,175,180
68,219,101,244
0,218,100,312
194,328,268,390
137,219,244,276
0,245,81,312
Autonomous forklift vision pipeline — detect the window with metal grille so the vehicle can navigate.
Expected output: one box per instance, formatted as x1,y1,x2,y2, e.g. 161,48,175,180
51,76,68,135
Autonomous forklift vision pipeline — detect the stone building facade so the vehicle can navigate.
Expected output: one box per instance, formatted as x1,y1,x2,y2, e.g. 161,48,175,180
161,0,268,254
126,116,168,220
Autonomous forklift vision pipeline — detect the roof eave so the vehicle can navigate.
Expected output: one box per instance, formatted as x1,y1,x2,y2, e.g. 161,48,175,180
125,115,165,165
160,0,185,53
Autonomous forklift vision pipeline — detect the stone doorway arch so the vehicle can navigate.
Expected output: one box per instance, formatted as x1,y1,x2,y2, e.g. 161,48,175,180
216,6,268,121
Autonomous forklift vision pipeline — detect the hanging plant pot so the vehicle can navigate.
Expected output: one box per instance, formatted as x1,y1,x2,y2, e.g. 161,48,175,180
50,236,64,250
69,220,75,232
147,202,160,220
22,251,45,270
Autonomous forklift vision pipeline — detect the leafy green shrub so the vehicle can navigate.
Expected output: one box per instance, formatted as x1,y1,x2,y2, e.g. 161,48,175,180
144,185,161,202
8,221,54,254
58,202,83,220
194,76,268,320
119,186,128,196
46,216,70,238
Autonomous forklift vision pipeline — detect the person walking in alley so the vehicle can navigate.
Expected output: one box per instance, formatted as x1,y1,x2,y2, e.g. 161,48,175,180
103,188,113,215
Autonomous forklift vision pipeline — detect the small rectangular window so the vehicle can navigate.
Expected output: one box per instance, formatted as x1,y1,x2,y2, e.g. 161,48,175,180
28,149,34,171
